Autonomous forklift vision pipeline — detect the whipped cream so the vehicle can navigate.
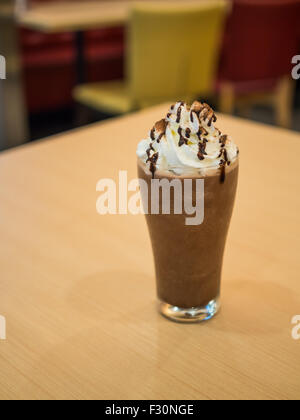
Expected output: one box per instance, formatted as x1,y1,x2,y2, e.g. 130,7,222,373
137,101,239,176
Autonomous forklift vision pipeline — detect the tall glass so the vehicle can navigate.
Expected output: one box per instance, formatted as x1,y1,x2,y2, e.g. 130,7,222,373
138,158,239,323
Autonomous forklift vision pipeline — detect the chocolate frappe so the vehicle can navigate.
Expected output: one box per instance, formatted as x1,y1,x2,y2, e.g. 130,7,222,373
137,101,239,322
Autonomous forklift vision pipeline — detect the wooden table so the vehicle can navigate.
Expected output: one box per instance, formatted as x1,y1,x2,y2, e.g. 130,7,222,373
19,1,129,33
0,105,299,400
19,0,219,32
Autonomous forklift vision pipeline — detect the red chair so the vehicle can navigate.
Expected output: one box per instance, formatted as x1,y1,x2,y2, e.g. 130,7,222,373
20,28,76,112
218,0,300,128
84,26,125,83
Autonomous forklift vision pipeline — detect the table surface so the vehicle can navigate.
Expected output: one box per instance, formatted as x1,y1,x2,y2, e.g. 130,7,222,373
18,0,222,32
0,104,300,400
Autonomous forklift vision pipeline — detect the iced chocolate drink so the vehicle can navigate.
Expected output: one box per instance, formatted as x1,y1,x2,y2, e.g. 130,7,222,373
137,101,239,322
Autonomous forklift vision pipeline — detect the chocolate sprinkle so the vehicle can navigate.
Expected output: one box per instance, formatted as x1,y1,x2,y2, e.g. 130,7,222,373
155,119,167,132
149,119,168,144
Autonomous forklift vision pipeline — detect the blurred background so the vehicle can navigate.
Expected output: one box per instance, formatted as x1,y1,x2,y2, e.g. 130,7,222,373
0,0,299,151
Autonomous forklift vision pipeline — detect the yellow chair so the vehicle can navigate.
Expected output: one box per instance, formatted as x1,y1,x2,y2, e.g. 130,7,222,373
73,1,228,115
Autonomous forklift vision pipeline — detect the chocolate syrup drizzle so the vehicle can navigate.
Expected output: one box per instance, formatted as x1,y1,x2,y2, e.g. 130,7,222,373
150,128,156,141
219,147,231,183
146,145,159,179
178,127,189,147
219,134,227,147
197,141,207,160
196,127,208,140
144,101,235,182
146,143,155,160
176,106,182,123
146,119,168,178
191,102,217,127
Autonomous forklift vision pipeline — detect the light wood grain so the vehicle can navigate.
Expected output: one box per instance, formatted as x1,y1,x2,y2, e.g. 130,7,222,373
0,104,300,400
19,1,129,32
18,0,222,32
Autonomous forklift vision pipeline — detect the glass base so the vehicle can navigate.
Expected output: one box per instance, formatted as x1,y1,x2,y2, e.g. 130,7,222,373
158,297,220,323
